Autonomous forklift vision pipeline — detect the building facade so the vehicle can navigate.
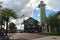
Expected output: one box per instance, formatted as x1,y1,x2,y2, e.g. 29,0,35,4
23,17,41,33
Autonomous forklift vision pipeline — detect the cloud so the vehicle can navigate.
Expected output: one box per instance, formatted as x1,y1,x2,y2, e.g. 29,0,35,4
0,0,40,18
1,0,60,18
17,0,40,18
1,0,31,17
44,0,60,11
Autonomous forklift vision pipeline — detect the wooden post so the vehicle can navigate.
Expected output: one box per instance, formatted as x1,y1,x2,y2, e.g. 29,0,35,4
49,25,51,32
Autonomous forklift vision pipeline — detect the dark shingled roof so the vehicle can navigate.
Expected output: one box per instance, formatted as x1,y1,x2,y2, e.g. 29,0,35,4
56,11,60,15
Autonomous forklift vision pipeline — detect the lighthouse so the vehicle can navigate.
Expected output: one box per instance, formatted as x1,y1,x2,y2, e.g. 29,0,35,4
38,1,46,24
38,1,47,33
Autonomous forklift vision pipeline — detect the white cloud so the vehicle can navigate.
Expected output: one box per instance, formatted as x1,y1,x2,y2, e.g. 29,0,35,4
0,0,41,18
1,0,60,18
44,0,60,11
0,0,38,19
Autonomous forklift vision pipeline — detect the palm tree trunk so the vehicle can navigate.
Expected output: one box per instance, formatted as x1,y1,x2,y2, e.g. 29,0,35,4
5,18,9,36
0,17,3,36
0,22,2,36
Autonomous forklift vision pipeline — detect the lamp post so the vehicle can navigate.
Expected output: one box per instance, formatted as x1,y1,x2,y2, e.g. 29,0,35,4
6,17,9,36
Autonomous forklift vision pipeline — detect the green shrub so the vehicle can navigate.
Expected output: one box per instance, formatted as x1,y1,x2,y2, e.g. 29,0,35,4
57,32,60,35
48,32,57,35
48,32,60,35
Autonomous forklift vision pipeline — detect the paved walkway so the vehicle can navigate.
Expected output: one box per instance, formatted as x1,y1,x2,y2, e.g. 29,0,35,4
9,33,46,40
31,36,60,40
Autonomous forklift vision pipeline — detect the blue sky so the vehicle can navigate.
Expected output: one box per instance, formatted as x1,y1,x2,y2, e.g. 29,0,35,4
32,8,40,21
32,8,55,21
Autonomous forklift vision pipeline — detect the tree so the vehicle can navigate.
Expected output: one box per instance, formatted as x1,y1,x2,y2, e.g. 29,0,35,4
0,8,18,35
46,11,60,32
0,2,4,35
9,22,17,33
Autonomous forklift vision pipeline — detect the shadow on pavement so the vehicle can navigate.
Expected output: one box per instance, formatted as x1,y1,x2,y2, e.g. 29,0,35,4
0,36,9,40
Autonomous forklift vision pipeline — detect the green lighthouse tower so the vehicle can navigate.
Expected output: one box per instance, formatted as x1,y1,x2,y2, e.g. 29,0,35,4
38,1,46,25
38,1,47,33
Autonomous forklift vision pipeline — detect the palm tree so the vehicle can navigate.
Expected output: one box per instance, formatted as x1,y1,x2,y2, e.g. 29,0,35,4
1,8,18,36
46,12,60,33
9,22,17,33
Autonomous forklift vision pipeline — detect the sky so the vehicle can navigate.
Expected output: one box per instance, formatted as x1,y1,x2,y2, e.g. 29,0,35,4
0,0,60,29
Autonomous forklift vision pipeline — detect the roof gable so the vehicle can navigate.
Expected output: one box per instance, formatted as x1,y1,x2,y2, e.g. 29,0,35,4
22,17,39,24
56,11,60,15
26,17,38,22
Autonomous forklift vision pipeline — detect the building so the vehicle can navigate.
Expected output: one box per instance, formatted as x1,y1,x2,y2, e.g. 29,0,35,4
56,11,60,19
23,17,41,33
47,11,60,33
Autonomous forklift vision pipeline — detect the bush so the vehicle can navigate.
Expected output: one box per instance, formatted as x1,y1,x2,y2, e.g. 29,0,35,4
57,32,60,35
48,32,56,35
48,32,60,35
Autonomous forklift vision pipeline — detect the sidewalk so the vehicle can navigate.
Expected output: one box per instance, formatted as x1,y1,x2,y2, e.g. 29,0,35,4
9,33,46,40
31,36,60,40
